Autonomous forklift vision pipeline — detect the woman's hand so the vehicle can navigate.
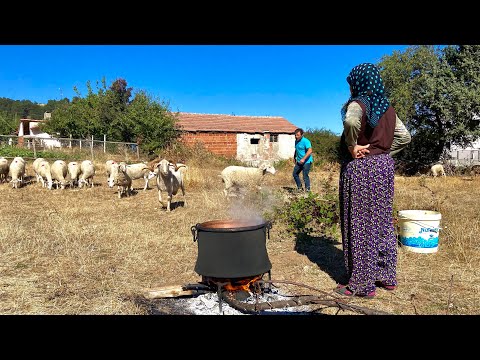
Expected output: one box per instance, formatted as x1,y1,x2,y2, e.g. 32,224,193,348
348,144,370,159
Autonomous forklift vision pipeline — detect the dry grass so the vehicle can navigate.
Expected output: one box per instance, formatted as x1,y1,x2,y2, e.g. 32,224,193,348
0,158,479,315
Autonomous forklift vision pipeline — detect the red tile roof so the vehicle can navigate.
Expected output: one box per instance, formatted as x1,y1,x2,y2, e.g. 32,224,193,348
174,112,298,134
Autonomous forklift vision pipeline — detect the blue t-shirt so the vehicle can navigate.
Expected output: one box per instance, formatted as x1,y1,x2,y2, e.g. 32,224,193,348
295,137,313,164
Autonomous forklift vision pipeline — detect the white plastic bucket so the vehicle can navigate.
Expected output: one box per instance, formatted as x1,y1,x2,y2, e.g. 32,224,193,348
398,210,442,253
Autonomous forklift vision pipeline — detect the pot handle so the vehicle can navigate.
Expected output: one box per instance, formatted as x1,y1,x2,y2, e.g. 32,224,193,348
191,224,199,242
265,220,272,239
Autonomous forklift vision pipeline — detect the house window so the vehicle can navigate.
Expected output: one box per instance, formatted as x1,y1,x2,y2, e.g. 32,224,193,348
270,134,278,143
250,138,260,145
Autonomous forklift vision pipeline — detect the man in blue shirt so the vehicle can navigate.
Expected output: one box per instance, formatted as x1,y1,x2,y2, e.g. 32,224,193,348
293,128,313,192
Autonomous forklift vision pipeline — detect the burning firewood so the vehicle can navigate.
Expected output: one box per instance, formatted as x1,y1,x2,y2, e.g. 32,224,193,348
143,283,211,299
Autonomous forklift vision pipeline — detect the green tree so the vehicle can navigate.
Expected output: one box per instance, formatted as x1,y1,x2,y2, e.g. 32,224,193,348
442,45,480,146
305,128,340,165
127,90,179,154
43,81,103,138
43,78,179,154
378,45,480,173
0,111,17,135
102,78,134,141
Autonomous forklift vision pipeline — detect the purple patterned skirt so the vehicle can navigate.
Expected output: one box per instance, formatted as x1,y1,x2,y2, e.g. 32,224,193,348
339,153,397,295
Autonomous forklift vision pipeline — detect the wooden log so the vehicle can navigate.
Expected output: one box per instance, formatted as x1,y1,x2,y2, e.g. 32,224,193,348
143,283,211,299
143,285,196,299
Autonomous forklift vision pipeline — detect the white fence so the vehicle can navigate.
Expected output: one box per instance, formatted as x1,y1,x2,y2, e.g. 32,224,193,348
0,134,139,159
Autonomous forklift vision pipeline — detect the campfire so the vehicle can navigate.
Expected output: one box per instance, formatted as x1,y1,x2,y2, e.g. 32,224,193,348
142,219,391,315
201,274,267,294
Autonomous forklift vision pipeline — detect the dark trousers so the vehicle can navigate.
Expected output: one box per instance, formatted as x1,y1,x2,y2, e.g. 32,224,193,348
292,162,311,191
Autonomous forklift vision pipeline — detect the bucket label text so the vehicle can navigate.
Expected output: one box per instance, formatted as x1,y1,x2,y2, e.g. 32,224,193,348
419,227,439,234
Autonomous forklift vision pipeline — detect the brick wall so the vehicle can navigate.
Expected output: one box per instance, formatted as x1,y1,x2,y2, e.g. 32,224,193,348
180,132,237,158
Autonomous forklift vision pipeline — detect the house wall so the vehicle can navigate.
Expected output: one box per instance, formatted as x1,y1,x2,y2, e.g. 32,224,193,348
447,138,480,166
17,120,62,149
180,132,237,158
236,133,295,162
236,133,269,162
180,131,295,163
18,120,42,137
277,134,296,159
18,122,25,136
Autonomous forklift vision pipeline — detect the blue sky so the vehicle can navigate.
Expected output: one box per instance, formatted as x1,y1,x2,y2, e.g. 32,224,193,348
0,45,410,135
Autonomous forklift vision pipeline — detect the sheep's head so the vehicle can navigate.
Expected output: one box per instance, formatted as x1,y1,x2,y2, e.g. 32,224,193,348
107,163,120,188
59,180,69,190
259,162,276,175
147,171,157,180
157,159,171,176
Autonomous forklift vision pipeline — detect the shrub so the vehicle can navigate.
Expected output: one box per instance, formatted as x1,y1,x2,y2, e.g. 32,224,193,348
272,176,340,236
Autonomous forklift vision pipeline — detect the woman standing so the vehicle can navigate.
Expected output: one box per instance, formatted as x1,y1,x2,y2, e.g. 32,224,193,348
335,63,411,298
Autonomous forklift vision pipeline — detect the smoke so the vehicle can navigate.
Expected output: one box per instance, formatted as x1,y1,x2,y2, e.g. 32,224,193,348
226,186,281,224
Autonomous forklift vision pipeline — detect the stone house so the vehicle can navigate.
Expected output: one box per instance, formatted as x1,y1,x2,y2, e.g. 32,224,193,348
175,112,299,163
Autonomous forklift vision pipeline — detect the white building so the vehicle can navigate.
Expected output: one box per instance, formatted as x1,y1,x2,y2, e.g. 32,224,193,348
17,118,61,149
175,113,299,164
447,138,480,166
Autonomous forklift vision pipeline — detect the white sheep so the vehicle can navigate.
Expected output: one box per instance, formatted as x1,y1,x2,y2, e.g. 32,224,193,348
51,160,69,189
78,160,95,188
112,162,156,191
155,159,187,212
105,160,117,184
67,161,81,188
32,157,46,184
109,162,132,198
0,157,9,183
220,163,276,197
430,164,446,177
36,159,53,190
8,156,26,189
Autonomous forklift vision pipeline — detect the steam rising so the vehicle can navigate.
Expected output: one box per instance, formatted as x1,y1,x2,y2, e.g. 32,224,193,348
226,187,279,224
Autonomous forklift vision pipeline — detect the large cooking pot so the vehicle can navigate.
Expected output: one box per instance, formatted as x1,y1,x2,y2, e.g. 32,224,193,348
191,219,272,278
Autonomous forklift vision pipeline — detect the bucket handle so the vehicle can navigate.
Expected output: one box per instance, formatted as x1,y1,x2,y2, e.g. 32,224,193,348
398,217,443,231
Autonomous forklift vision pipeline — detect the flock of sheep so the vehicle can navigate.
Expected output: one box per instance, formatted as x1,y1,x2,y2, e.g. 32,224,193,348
0,156,278,211
0,154,456,215
0,156,188,211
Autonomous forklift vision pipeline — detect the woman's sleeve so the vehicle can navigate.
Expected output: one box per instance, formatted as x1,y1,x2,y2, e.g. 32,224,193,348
343,102,362,147
390,114,412,156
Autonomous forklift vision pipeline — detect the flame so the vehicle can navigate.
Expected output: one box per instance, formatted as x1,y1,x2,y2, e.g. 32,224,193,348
205,274,264,293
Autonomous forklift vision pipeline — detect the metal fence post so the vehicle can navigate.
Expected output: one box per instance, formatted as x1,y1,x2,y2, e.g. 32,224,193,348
91,135,94,160
104,134,106,153
33,139,36,158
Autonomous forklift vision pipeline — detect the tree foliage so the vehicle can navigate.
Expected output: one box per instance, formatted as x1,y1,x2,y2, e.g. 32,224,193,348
305,127,341,165
0,97,68,123
42,77,179,154
378,45,480,173
127,90,179,154
0,111,17,135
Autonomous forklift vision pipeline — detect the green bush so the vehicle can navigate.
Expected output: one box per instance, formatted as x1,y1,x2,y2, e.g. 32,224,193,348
272,177,340,236
272,158,291,171
305,128,341,166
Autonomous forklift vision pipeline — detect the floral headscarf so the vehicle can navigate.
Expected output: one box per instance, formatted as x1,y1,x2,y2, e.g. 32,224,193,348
341,62,390,128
